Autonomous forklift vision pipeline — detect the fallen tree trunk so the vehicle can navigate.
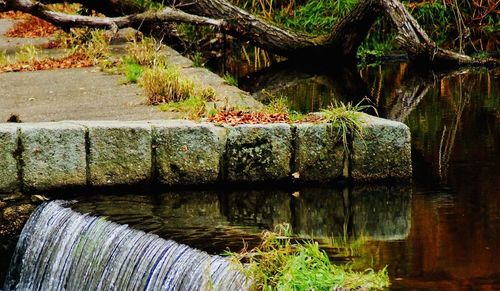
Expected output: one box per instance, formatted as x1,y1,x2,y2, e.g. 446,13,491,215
1,0,495,67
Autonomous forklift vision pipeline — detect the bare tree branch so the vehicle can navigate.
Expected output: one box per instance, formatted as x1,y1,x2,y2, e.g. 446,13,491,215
6,0,223,30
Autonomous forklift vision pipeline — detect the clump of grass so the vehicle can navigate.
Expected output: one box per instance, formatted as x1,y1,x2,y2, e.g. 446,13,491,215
140,65,195,104
321,99,374,154
15,44,40,63
274,0,358,35
80,29,110,62
126,36,165,66
122,60,144,84
158,86,216,119
0,50,9,66
191,51,203,67
223,73,238,86
61,29,110,64
262,95,290,115
229,224,389,290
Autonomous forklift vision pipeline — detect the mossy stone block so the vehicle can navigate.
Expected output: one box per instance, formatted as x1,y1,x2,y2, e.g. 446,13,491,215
294,123,346,182
351,114,412,181
0,125,19,193
225,124,292,182
86,121,152,186
154,121,226,185
20,123,86,190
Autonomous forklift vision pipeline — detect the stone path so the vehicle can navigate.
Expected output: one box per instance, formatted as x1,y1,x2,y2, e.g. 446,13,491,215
0,20,261,123
0,68,180,122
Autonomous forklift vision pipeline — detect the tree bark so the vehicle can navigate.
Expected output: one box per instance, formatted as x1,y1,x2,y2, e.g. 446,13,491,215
1,0,495,67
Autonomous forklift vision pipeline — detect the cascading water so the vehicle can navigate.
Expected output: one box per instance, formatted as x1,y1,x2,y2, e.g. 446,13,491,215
3,201,250,291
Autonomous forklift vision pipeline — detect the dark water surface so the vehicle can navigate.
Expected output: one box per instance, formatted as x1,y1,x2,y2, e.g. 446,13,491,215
1,65,498,290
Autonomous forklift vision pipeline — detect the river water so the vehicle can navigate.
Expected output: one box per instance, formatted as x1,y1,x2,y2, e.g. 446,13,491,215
1,64,498,289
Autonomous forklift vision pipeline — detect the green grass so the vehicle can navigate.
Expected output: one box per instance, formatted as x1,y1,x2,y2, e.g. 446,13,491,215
229,224,390,290
122,61,144,84
223,73,238,86
274,0,358,35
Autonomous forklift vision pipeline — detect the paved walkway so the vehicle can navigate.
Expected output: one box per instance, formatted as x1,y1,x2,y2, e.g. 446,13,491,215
0,19,260,123
0,68,179,122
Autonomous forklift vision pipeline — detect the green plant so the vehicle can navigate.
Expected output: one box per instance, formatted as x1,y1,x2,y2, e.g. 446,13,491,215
15,44,40,63
229,224,390,290
274,0,358,35
191,51,203,67
223,73,238,86
122,61,144,84
158,86,216,119
321,99,375,154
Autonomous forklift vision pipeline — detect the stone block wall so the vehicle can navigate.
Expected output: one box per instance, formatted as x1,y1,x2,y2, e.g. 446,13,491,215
0,114,412,193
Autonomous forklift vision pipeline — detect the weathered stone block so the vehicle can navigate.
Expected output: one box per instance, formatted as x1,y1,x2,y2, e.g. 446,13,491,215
225,124,292,182
20,123,87,190
85,121,152,186
153,121,226,185
0,125,19,193
351,114,412,181
294,123,346,182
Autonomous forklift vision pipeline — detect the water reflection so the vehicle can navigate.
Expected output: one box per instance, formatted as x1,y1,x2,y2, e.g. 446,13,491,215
240,64,499,288
71,185,412,255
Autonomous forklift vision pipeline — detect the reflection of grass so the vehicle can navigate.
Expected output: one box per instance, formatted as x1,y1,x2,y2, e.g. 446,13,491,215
228,224,389,290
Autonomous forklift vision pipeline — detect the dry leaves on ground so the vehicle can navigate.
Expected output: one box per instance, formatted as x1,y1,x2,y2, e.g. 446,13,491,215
0,53,93,72
208,111,289,126
0,11,29,20
208,111,325,125
5,15,60,38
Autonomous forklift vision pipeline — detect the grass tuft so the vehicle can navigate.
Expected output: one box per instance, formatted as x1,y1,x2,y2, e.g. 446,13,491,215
15,44,40,63
125,36,165,66
321,99,375,154
223,73,238,86
140,65,195,104
122,60,144,84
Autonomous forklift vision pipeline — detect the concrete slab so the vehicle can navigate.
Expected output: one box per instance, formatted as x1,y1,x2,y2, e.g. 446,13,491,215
0,68,180,122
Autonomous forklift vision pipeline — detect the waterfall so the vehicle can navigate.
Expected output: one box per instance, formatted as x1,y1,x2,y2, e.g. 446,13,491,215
3,201,250,291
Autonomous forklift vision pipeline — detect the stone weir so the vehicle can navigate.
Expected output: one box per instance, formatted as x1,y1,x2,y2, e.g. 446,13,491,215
0,114,411,193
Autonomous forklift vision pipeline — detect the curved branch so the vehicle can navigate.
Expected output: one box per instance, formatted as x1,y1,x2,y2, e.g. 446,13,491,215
7,0,223,30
